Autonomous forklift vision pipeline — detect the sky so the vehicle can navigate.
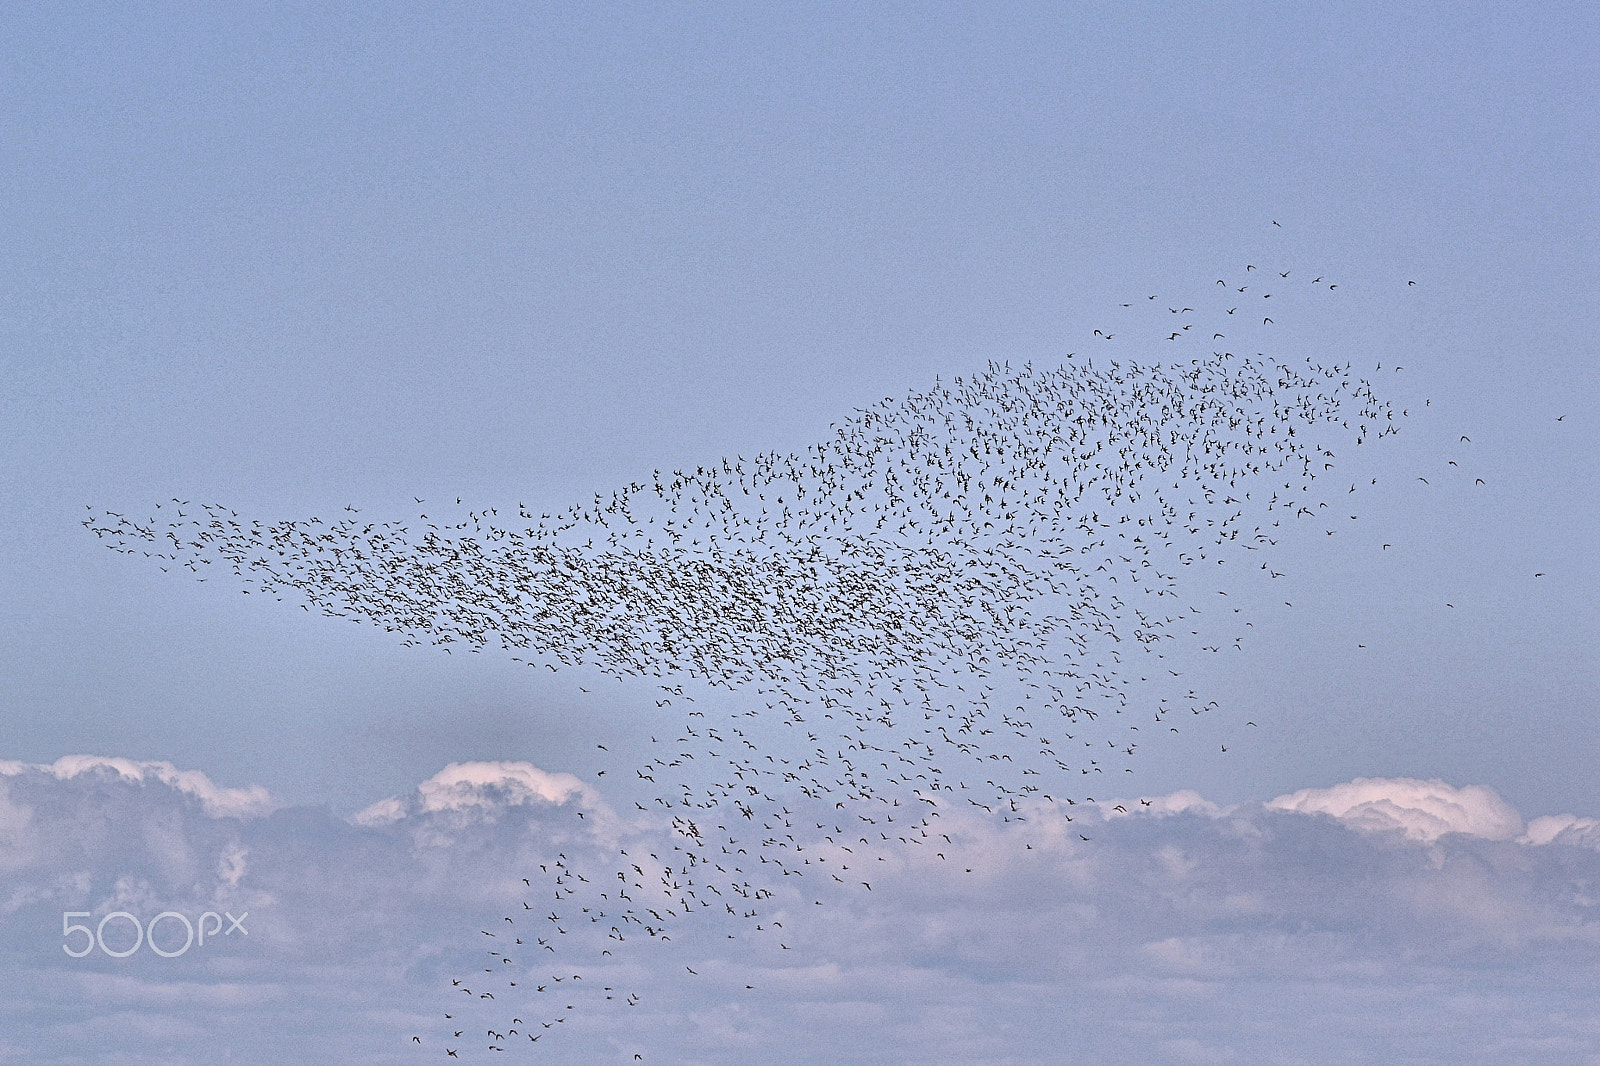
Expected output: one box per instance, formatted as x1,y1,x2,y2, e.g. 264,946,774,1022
1,2,1598,1063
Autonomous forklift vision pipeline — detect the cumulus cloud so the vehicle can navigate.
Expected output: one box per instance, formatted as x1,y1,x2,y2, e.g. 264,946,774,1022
1266,776,1524,842
353,760,603,826
1523,813,1600,847
1099,788,1224,819
5,763,1600,1065
0,755,277,819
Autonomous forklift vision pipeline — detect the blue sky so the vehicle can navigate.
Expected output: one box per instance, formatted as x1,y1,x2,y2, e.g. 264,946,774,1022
2,3,1597,1062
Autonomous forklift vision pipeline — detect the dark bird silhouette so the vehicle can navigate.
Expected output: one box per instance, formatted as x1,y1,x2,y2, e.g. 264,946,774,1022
81,249,1426,1058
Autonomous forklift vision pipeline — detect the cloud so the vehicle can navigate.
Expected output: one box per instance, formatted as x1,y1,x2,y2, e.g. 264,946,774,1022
352,760,602,826
1265,776,1523,842
0,755,277,819
5,763,1600,1065
1100,788,1224,819
1523,813,1600,847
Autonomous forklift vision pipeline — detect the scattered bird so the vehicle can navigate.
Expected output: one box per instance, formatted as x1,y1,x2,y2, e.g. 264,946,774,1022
80,246,1456,1057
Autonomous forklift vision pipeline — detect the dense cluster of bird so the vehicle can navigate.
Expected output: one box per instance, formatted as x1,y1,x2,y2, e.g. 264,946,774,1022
87,251,1427,1059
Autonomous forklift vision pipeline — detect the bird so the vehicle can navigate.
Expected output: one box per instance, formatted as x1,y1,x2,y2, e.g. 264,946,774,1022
81,248,1433,1058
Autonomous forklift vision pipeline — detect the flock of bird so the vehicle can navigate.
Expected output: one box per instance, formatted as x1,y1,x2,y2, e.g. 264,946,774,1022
87,248,1440,1059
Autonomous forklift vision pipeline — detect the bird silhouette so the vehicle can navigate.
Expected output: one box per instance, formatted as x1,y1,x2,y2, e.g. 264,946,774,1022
80,244,1446,1057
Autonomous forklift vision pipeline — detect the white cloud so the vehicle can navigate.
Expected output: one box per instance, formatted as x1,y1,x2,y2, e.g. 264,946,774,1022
0,755,276,819
1266,777,1523,842
1100,788,1225,819
353,759,602,826
5,763,1600,1064
1521,813,1600,847
349,795,405,826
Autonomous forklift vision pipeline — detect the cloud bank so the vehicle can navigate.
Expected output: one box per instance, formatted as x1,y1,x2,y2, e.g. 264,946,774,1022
5,761,1600,1065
